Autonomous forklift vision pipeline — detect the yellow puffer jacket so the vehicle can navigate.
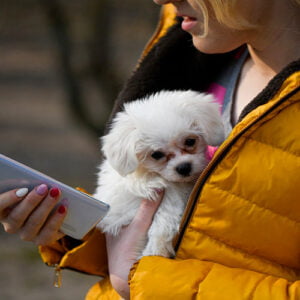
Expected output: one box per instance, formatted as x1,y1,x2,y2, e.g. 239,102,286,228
40,5,300,299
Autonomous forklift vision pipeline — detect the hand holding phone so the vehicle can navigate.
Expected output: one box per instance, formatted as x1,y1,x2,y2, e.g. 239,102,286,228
0,154,109,240
0,185,68,245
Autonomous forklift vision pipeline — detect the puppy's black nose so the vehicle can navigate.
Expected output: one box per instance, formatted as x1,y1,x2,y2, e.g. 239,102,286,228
176,163,192,177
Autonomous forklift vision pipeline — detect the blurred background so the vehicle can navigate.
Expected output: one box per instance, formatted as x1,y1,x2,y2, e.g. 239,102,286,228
0,0,160,299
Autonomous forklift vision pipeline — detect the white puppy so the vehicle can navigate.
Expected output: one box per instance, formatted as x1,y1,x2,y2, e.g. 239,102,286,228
94,90,224,257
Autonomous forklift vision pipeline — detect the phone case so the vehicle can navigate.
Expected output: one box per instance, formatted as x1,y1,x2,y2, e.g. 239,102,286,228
0,154,109,239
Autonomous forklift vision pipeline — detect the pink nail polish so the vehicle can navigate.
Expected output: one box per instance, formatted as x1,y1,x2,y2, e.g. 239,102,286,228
36,184,48,196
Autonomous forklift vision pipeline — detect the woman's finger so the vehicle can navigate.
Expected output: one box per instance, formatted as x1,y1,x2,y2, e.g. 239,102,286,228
19,188,63,241
2,185,50,233
105,190,164,300
130,189,164,231
0,188,28,220
33,203,67,246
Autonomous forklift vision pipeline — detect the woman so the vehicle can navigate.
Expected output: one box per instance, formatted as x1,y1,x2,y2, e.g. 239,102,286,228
1,0,300,299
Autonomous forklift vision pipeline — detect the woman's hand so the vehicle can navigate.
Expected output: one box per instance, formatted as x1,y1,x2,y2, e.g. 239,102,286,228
0,184,68,245
105,190,164,300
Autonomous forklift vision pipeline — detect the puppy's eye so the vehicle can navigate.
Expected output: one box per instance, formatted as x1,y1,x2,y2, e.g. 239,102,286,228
184,138,196,147
151,151,165,160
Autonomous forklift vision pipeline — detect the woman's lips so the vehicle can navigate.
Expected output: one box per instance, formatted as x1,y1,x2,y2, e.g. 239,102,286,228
181,16,198,31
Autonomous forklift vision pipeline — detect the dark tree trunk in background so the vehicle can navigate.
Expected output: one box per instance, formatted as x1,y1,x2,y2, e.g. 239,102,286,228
40,0,120,137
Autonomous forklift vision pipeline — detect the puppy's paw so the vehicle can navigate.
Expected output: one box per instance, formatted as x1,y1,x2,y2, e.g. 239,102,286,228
96,221,122,236
142,240,175,258
138,179,166,201
148,188,164,202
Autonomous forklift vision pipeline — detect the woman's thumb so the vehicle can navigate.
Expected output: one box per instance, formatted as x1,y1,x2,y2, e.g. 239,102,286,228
131,189,164,230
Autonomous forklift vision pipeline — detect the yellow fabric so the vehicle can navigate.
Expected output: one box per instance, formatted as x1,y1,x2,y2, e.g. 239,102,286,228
138,4,177,62
39,229,108,276
86,277,121,300
130,257,300,300
39,239,67,266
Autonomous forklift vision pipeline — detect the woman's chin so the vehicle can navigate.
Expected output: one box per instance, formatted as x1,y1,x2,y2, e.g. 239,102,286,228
191,35,242,54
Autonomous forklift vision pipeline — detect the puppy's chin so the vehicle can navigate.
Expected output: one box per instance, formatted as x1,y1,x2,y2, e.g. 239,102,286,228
163,172,201,184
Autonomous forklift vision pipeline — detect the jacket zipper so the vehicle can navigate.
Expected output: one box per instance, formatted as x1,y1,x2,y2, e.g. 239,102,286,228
50,263,99,287
174,85,300,252
53,264,62,288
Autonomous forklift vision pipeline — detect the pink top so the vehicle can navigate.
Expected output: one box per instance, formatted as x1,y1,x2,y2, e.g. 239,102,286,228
202,47,249,161
205,83,226,160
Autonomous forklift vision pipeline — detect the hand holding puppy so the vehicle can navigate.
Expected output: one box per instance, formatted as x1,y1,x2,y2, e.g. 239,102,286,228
106,190,164,300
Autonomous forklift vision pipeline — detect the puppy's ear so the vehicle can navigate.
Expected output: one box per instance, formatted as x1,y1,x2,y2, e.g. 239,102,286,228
102,112,139,176
186,92,225,146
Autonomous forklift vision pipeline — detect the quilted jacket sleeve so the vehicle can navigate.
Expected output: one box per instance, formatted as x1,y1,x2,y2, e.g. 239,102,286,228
129,256,300,299
39,228,108,277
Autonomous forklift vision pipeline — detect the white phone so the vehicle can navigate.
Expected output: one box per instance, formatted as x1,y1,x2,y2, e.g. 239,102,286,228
0,154,109,240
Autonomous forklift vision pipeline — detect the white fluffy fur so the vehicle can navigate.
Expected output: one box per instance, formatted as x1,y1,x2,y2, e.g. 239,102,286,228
94,90,224,257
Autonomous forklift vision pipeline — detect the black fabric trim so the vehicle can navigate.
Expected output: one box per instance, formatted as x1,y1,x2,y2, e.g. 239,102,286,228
105,21,243,132
61,236,83,249
239,59,300,121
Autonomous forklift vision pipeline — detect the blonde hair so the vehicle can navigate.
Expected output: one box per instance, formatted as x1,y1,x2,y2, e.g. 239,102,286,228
197,0,300,32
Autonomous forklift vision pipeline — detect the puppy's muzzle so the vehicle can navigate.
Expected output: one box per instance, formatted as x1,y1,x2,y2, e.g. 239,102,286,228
176,162,192,177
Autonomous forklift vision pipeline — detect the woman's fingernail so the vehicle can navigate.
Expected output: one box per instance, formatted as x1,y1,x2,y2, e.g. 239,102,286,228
50,187,60,198
16,188,29,198
58,205,66,214
36,184,48,196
